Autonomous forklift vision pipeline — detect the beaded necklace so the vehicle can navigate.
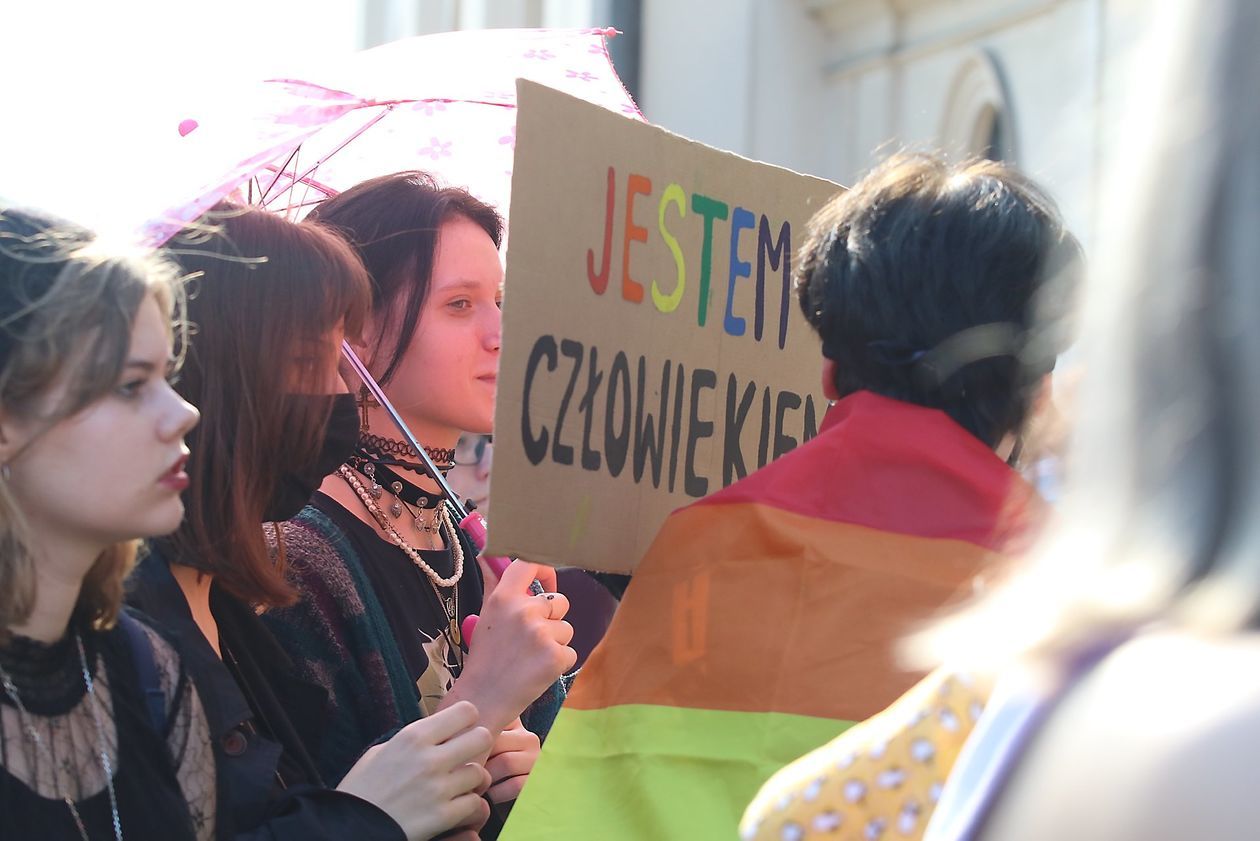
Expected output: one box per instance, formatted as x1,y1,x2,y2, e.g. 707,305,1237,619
337,464,464,588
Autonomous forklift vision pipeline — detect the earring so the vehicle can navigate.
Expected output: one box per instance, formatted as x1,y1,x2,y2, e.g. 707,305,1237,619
0,464,9,480
356,385,379,430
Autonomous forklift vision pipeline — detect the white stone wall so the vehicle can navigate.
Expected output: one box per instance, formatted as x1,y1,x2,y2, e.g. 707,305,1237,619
637,0,1152,250
365,0,610,37
356,0,1154,247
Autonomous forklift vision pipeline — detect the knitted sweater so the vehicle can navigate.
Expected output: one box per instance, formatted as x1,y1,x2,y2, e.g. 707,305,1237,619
263,501,567,786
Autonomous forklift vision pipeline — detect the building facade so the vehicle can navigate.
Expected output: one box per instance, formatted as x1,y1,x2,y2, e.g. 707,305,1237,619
363,0,1152,247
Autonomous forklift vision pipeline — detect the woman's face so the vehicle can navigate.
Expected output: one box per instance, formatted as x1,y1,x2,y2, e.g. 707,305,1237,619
379,215,503,441
448,433,493,513
4,294,200,551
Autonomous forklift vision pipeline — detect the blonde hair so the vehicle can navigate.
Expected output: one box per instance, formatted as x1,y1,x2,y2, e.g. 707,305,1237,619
0,207,185,641
910,0,1260,669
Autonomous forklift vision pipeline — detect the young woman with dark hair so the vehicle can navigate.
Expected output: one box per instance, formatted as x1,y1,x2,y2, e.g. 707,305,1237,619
795,154,1082,453
127,204,495,841
262,173,576,825
0,207,213,840
732,153,1084,841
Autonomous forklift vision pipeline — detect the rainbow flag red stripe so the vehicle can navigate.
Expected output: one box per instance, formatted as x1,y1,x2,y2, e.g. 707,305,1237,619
503,391,1032,840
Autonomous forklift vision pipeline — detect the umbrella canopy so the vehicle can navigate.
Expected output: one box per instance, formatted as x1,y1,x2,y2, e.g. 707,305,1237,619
141,27,642,246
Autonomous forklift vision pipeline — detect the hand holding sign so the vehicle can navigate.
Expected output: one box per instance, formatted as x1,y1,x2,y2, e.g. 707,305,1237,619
444,560,576,733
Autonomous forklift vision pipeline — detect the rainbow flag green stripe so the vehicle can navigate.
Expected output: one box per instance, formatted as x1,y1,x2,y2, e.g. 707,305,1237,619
503,704,855,840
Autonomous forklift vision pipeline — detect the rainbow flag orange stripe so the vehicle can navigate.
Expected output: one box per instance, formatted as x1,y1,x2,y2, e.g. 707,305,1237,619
503,392,1032,840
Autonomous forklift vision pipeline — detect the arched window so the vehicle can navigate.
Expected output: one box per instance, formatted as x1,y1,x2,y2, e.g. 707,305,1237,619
940,50,1017,162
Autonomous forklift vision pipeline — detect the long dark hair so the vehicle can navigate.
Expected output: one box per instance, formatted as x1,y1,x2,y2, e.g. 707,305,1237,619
305,171,503,385
166,204,371,606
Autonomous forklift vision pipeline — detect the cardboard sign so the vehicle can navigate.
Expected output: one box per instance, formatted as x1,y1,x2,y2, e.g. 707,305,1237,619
487,80,843,572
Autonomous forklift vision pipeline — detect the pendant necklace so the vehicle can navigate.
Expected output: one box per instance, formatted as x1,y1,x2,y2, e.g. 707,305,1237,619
0,631,123,841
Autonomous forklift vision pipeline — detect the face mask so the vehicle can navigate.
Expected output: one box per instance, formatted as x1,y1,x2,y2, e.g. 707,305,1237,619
263,393,361,522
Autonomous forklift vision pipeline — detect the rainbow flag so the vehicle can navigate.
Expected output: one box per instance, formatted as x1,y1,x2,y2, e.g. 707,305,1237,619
503,391,1032,840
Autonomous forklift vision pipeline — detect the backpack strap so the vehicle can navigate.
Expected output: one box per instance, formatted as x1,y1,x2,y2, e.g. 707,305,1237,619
118,612,169,735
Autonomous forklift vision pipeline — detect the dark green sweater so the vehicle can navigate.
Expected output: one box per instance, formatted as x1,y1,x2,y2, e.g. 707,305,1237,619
262,502,568,786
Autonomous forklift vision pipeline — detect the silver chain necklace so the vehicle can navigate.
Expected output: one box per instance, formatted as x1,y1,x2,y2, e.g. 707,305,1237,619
0,630,124,841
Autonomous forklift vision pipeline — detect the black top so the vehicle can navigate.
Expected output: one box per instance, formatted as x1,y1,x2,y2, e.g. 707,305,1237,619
311,493,484,716
308,494,521,839
128,550,405,841
0,615,205,840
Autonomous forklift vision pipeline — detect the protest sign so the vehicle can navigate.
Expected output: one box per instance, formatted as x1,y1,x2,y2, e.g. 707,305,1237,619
487,80,843,572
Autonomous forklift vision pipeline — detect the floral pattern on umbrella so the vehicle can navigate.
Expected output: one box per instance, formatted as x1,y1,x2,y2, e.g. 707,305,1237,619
143,27,643,246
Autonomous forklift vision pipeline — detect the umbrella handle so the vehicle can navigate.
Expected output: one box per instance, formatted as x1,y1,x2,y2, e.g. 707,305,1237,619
340,341,468,519
459,510,513,577
458,509,510,647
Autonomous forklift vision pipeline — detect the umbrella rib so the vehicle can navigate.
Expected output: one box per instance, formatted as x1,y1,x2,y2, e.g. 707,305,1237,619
285,145,302,220
256,167,338,209
254,99,515,210
264,105,395,208
259,146,302,204
293,144,321,218
273,195,335,215
359,97,516,110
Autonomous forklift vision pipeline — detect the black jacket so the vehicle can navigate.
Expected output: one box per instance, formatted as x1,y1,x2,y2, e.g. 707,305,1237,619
128,550,405,841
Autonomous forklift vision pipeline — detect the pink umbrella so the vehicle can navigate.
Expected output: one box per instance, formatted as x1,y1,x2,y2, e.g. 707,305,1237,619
140,27,642,246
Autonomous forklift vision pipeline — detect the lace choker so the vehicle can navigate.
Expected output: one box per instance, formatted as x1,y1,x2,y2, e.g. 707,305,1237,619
359,433,456,471
0,625,94,715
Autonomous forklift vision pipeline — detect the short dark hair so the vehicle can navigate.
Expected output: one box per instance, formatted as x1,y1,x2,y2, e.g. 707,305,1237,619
167,204,371,607
797,153,1083,447
305,171,504,386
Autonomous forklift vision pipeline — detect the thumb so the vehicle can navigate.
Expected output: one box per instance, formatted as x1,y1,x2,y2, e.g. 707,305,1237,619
496,559,546,594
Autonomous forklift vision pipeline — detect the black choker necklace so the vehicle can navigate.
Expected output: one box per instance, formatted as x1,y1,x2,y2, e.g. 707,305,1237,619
350,449,446,509
359,433,456,471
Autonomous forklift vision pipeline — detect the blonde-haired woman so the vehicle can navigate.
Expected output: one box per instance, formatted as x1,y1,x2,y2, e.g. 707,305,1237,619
918,2,1260,839
0,208,212,840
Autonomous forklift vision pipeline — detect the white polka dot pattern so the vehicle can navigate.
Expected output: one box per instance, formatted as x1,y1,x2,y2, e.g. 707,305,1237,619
740,669,991,841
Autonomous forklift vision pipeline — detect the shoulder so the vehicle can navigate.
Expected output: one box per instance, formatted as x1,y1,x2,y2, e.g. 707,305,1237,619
264,504,384,647
115,610,185,710
271,504,365,599
273,503,353,564
981,631,1260,841
742,668,991,841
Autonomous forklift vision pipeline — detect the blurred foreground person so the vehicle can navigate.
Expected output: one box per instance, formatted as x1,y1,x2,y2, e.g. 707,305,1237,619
505,153,1080,840
916,3,1260,840
0,208,212,839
